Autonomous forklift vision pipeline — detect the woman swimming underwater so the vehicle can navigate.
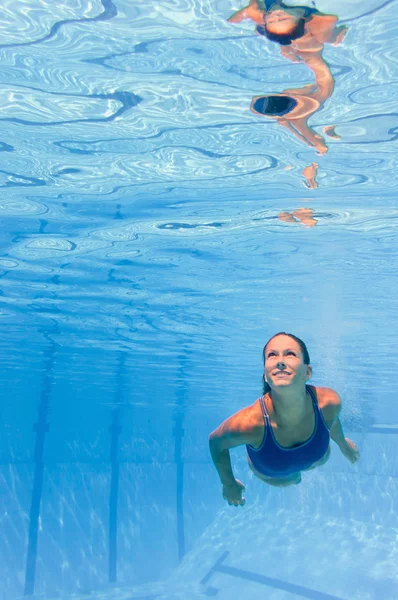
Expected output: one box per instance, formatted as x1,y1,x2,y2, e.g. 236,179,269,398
209,332,360,506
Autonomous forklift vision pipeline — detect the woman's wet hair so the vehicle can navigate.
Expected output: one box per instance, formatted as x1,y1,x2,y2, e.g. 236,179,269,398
256,18,306,45
252,95,297,117
262,332,310,394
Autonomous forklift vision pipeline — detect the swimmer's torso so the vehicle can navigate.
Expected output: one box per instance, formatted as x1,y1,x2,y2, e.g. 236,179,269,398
246,385,332,478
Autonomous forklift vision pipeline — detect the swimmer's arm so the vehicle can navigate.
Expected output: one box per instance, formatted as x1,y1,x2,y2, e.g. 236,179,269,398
322,388,360,463
326,391,349,449
209,409,254,486
227,1,265,25
330,417,347,448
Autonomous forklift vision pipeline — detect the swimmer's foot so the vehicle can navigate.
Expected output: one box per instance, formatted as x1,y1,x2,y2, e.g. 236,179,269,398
302,162,319,189
323,125,341,140
293,208,317,227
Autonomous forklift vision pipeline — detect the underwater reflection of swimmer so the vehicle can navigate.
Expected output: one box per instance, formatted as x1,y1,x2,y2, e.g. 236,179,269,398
278,207,317,227
250,49,334,154
228,1,348,57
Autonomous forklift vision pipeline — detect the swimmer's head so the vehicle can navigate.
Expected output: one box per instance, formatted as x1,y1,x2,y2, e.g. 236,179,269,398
256,7,306,45
262,333,312,394
251,95,298,117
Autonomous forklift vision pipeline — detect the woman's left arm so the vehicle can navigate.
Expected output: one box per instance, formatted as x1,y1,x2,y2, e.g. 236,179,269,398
327,392,360,464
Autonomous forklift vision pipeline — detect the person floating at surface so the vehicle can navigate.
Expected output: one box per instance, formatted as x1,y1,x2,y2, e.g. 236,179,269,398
250,45,334,154
228,0,348,58
209,333,360,506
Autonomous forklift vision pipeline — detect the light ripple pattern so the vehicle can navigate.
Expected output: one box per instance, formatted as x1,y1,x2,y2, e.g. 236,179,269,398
0,1,398,600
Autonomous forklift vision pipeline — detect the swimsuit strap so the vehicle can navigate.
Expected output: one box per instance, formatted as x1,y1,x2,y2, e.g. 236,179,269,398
306,385,318,407
259,395,270,422
306,385,321,429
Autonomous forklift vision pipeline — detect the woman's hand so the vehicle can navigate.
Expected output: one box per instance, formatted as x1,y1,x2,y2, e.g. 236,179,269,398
340,438,360,464
222,479,246,506
313,135,329,155
227,1,264,24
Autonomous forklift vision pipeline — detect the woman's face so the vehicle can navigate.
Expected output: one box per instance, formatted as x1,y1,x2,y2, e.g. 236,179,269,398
265,8,300,35
264,335,311,388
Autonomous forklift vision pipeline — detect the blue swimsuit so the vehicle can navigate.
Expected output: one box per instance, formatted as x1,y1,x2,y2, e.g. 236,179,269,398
246,385,330,478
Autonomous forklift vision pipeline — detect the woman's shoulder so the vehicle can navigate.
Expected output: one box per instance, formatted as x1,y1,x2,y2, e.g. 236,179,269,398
245,397,267,426
310,385,341,415
306,12,338,27
227,399,263,429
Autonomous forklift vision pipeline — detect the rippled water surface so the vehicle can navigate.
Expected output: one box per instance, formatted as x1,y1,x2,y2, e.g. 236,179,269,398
1,1,398,599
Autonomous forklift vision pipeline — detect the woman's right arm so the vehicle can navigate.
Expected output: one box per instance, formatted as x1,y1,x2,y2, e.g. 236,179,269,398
208,408,254,486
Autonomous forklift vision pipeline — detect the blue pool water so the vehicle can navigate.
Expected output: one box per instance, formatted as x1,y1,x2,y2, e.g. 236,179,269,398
1,0,398,598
